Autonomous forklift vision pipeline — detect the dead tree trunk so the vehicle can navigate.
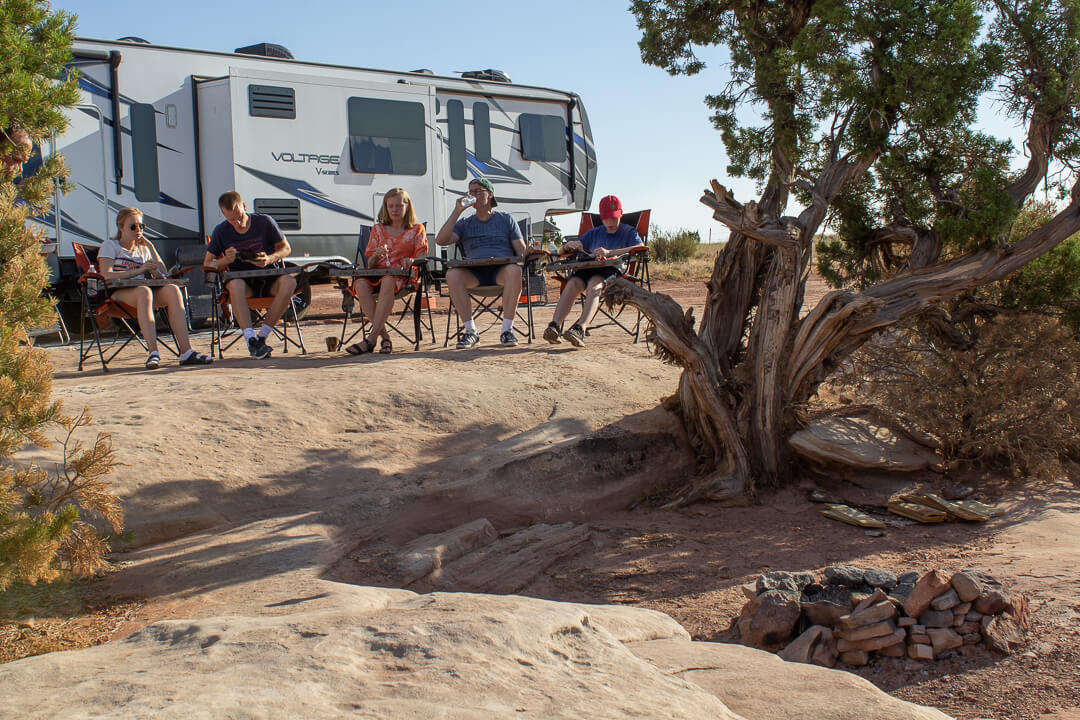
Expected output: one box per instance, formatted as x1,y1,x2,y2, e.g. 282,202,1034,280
608,147,1080,501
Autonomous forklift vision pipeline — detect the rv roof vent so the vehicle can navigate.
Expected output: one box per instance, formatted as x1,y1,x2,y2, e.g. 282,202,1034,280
461,69,511,83
117,36,150,44
411,69,435,75
234,42,294,60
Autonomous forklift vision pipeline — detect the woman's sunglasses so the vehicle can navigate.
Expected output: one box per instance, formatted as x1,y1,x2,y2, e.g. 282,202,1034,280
128,222,145,230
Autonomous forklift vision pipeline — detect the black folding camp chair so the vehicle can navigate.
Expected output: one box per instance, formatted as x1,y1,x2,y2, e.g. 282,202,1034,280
333,225,435,351
437,217,540,346
203,263,307,358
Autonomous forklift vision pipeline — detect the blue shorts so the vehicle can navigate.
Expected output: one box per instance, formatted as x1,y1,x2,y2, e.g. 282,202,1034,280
467,265,507,287
569,267,620,285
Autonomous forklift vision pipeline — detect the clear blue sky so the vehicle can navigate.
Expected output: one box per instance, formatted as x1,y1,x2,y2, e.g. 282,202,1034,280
55,0,747,243
56,1,1030,244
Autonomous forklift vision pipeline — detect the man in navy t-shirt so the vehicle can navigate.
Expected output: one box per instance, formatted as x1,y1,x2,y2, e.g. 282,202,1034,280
435,177,527,349
544,194,643,348
203,191,296,359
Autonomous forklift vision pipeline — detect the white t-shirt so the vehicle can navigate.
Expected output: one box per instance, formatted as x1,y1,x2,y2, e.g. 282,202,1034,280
97,237,155,272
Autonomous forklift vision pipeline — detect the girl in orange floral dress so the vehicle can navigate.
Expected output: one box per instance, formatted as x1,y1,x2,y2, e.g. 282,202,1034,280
345,188,428,355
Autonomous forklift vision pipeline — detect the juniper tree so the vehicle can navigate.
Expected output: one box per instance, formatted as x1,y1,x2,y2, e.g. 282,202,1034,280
0,0,121,590
619,0,1080,500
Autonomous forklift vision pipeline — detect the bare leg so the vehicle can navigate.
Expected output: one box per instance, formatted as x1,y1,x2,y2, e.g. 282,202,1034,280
264,274,298,327
446,268,477,323
154,284,191,354
552,276,585,328
111,285,157,352
497,264,522,322
574,275,608,328
353,276,395,340
226,278,253,331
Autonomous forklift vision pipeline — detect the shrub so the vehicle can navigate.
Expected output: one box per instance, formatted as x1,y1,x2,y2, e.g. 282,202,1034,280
820,313,1080,480
649,227,700,263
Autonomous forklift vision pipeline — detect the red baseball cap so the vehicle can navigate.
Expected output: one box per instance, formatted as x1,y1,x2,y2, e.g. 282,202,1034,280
598,195,623,219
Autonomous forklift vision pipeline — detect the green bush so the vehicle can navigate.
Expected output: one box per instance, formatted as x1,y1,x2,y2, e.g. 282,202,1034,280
649,227,700,263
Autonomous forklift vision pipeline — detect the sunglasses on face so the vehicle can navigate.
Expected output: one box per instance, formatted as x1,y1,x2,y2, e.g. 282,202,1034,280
128,222,145,230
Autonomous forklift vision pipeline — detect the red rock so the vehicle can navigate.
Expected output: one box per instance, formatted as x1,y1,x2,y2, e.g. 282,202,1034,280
779,625,826,664
837,620,895,642
903,570,951,618
975,589,1010,615
877,643,905,657
908,643,934,661
810,628,838,668
930,589,960,610
953,602,972,616
956,621,981,635
836,601,897,632
852,588,887,613
839,650,869,666
928,628,962,654
909,633,931,645
897,616,916,627
839,628,906,652
962,633,981,645
950,570,986,602
983,615,1025,654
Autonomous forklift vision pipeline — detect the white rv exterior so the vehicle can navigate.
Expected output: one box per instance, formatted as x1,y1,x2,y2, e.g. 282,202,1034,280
41,37,596,295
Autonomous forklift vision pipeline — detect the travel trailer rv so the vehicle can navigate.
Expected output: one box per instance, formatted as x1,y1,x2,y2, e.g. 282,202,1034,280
37,37,596,317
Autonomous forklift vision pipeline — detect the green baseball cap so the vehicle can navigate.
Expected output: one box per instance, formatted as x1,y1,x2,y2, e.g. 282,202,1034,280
468,177,498,207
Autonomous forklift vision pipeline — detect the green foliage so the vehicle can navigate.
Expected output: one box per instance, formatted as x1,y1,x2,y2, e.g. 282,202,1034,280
632,0,1080,282
999,203,1080,333
0,1,122,592
649,227,701,263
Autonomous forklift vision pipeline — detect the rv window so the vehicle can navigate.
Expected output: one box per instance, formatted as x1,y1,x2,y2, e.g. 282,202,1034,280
473,102,491,163
447,100,466,180
519,113,566,163
347,97,426,175
130,103,160,202
249,85,296,119
253,198,301,230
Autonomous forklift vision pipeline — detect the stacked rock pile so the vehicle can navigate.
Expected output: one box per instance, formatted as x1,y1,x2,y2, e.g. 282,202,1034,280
736,566,1028,667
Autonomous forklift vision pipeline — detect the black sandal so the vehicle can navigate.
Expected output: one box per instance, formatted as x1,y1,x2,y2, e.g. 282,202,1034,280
345,339,376,355
379,338,393,354
144,351,160,370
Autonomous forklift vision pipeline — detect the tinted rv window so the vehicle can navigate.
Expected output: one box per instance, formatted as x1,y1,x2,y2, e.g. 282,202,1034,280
130,103,160,202
248,85,296,119
473,102,491,162
447,99,466,180
347,97,426,175
519,113,566,163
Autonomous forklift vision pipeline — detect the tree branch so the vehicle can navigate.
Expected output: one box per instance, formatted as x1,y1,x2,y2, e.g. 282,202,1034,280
700,180,800,248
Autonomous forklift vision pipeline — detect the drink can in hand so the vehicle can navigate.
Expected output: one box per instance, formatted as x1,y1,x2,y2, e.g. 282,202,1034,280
461,195,476,207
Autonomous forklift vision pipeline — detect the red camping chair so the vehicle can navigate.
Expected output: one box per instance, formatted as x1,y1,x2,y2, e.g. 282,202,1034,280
551,209,651,342
73,242,181,371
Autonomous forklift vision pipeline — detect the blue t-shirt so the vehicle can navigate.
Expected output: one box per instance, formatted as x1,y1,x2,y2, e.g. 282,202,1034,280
207,213,285,271
579,224,641,254
452,211,522,258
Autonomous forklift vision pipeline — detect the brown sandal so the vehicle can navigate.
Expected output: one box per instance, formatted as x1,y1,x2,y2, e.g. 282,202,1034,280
379,338,393,355
345,339,376,355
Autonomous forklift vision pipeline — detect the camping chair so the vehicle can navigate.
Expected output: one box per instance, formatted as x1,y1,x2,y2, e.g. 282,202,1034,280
552,209,651,342
73,242,185,371
332,225,435,351
203,262,307,358
438,216,540,346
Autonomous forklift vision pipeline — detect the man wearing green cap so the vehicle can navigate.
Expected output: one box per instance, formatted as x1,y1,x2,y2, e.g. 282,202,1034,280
435,177,526,348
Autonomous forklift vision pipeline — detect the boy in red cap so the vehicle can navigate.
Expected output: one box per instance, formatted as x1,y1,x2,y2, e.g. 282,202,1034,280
544,194,643,347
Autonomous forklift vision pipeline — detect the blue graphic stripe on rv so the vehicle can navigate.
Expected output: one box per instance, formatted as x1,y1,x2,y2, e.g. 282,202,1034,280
73,75,182,155
31,210,104,244
237,165,374,221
